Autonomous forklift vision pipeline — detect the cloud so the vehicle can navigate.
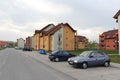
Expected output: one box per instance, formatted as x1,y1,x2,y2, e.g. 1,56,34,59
0,18,58,41
16,0,72,16
76,26,114,42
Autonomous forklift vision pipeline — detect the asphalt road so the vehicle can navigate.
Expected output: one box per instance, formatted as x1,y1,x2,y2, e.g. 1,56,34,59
0,48,76,80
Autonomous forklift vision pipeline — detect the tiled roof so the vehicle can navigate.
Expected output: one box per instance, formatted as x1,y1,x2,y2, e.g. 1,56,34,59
77,36,87,42
35,23,76,36
113,10,120,19
102,29,118,39
35,24,55,34
44,23,76,35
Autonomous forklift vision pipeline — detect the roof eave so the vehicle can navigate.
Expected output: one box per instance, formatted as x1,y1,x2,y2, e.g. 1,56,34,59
113,10,120,19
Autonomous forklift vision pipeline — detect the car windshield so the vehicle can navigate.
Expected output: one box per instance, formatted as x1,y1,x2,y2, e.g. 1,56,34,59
51,50,58,54
79,51,93,57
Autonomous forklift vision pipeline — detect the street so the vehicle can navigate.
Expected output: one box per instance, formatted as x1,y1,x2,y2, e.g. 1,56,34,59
0,48,76,80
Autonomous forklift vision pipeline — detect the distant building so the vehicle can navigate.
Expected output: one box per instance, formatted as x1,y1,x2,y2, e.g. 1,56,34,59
99,29,118,50
76,36,88,49
113,10,120,55
17,38,25,49
25,36,34,49
31,36,34,49
34,23,77,51
25,37,31,48
0,41,8,48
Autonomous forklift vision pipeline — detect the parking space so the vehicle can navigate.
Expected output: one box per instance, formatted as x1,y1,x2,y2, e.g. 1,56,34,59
21,50,120,80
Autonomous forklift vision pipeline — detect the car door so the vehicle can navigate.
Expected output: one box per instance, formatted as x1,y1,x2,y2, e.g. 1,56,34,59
57,51,63,60
87,52,98,66
62,51,70,60
96,52,105,65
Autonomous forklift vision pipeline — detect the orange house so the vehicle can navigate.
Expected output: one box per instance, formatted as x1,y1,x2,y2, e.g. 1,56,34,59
34,24,55,50
34,23,77,51
76,36,88,49
99,29,118,50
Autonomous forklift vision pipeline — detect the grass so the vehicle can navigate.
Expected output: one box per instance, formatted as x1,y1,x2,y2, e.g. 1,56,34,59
109,55,120,63
68,49,119,55
102,50,118,54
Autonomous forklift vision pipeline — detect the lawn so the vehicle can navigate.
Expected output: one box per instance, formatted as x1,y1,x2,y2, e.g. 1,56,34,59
109,55,120,63
68,49,120,64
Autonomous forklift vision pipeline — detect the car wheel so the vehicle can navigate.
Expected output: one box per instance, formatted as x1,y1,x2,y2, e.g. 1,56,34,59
54,58,59,62
104,61,110,67
82,62,87,69
50,59,53,61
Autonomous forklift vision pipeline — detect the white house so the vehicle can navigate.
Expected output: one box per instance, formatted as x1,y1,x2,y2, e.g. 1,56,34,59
17,38,25,49
113,10,120,55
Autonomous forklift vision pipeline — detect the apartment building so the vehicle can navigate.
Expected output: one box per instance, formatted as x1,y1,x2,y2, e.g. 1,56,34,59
99,29,118,50
34,23,77,51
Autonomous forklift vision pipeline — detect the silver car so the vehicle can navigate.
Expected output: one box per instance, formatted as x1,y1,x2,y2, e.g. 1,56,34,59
68,50,110,69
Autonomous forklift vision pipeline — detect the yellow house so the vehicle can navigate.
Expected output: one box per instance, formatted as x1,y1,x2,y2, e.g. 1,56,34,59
43,23,77,51
34,23,77,51
34,24,55,50
76,36,88,49
34,30,40,50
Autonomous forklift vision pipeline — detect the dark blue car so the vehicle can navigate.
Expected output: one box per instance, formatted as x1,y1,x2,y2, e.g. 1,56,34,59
49,51,76,62
68,50,110,69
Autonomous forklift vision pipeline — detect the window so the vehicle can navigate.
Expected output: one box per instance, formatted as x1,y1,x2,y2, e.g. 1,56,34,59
106,45,109,48
66,44,68,47
113,45,115,47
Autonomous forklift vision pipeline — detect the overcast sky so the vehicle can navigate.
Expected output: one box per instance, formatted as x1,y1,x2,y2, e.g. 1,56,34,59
0,0,119,42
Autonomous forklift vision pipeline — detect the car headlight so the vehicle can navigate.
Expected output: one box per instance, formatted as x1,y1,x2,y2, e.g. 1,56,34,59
68,58,71,61
74,60,78,63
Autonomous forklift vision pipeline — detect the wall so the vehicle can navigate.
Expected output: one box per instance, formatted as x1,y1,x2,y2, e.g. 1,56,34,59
118,15,120,55
51,28,63,51
17,38,25,48
63,25,75,50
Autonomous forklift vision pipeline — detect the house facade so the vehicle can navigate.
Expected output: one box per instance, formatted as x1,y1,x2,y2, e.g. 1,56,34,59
17,38,25,49
99,29,118,50
113,10,120,55
25,36,34,49
76,36,88,49
34,24,55,50
34,23,77,51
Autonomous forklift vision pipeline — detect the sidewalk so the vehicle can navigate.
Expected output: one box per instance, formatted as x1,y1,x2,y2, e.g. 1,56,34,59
21,51,120,80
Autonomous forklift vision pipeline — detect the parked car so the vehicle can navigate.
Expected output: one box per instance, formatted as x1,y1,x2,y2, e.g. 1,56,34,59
39,49,47,55
49,50,76,62
23,48,32,51
68,50,110,69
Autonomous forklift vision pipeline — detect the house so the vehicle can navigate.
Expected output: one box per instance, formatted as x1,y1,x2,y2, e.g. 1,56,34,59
76,36,88,49
99,29,118,50
17,38,25,49
34,24,55,50
34,23,77,51
113,10,120,55
25,36,34,49
0,41,8,48
25,36,31,48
